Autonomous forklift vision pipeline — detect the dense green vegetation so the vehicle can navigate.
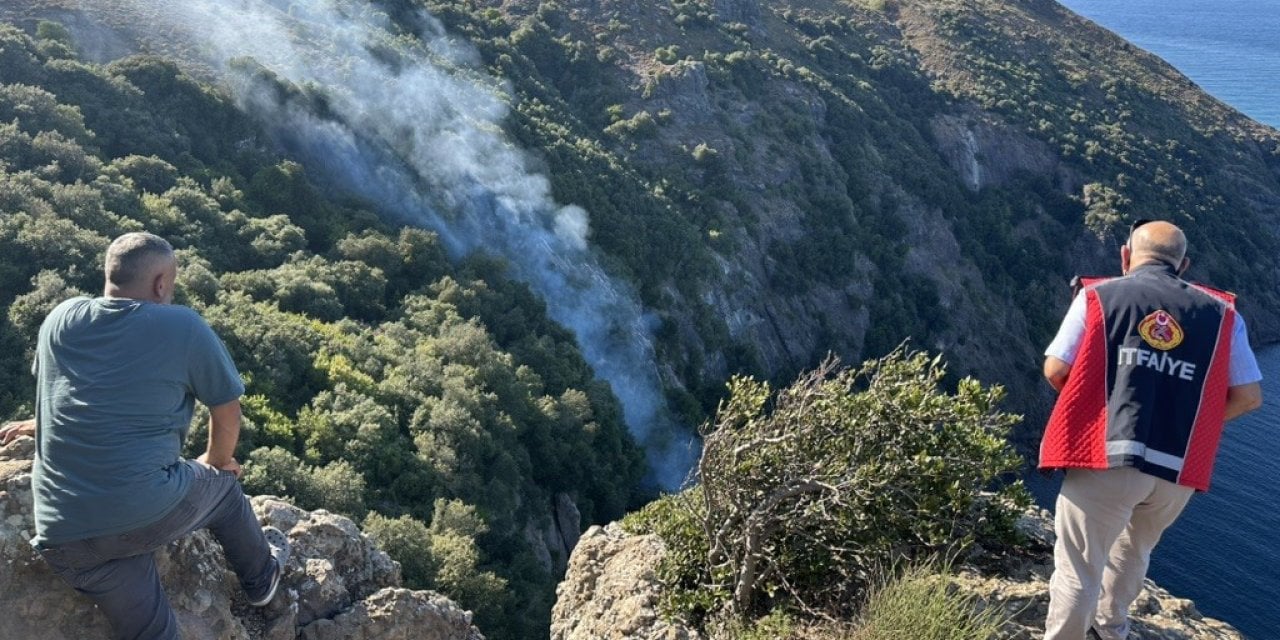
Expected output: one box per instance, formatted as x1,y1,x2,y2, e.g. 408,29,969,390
623,349,1027,633
0,23,643,639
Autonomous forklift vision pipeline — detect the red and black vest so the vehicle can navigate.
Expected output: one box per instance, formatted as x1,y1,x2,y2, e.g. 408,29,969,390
1039,264,1236,491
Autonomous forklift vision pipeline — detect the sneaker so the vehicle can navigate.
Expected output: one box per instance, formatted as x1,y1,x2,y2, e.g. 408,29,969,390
248,526,291,607
1087,627,1104,640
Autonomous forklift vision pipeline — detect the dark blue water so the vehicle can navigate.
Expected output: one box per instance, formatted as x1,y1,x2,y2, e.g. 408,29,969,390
1058,0,1280,129
1142,346,1280,637
1029,4,1280,635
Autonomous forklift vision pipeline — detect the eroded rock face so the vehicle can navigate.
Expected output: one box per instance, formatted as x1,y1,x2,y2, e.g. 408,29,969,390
711,0,760,27
0,438,483,640
299,589,483,640
550,524,700,640
928,113,1062,193
552,512,1243,640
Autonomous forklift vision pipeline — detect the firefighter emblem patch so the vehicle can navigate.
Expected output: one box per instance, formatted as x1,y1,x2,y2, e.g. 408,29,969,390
1138,310,1184,351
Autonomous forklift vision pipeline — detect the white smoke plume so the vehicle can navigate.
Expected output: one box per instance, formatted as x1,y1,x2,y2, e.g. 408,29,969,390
109,0,697,489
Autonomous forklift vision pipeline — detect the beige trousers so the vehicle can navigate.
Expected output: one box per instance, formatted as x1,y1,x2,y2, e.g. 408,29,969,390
1044,467,1194,640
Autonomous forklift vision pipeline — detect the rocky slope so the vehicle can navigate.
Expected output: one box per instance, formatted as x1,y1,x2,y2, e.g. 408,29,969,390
456,0,1280,418
551,519,1243,640
0,437,485,640
2,0,1277,430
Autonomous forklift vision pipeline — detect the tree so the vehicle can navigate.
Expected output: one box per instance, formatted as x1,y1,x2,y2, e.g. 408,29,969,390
109,155,179,194
1082,182,1131,241
0,82,92,142
241,446,367,518
363,512,438,587
7,270,86,345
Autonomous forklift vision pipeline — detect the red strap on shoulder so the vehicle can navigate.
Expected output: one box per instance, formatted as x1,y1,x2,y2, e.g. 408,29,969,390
1070,275,1236,305
1077,276,1111,289
1070,275,1113,299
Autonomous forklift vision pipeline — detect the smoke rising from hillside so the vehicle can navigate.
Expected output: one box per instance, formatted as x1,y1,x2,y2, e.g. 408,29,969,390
117,0,696,488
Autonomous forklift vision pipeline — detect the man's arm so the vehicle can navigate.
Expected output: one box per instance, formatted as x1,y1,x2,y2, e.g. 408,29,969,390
1224,382,1263,422
1044,357,1072,393
196,400,242,477
0,419,35,446
1043,292,1086,393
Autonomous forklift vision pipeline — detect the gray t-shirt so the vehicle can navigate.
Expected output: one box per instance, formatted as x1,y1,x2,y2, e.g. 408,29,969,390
32,297,244,545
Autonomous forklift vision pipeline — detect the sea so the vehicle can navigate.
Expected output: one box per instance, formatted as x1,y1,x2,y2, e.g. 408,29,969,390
1037,1,1280,636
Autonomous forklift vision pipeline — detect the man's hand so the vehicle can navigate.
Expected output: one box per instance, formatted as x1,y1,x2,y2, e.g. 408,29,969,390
0,419,35,446
202,400,243,478
196,452,243,478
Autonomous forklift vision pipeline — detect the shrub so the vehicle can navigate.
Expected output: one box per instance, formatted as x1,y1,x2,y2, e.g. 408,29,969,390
1082,182,1129,241
363,512,438,587
240,446,367,519
629,348,1027,624
700,561,1004,639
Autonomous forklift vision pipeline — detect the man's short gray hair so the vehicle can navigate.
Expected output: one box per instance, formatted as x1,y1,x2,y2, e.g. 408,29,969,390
105,232,175,288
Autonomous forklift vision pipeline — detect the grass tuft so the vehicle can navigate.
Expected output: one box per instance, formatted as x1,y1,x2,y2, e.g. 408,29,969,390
852,562,1003,640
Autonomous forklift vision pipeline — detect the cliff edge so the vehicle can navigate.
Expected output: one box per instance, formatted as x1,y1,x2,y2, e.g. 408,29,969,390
0,437,485,640
551,519,1243,640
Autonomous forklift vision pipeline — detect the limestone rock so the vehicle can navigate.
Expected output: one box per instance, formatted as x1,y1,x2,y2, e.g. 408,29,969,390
550,524,700,640
956,570,1243,640
524,493,584,575
0,437,484,640
928,112,1060,192
299,588,483,640
554,492,582,555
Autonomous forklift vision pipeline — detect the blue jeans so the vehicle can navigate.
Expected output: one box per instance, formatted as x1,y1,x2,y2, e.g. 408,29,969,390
33,461,274,640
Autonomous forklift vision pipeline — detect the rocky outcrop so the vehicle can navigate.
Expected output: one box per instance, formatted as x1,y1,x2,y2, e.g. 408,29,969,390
928,113,1062,192
959,507,1243,640
550,524,700,640
525,493,584,575
552,513,1242,640
711,0,760,28
0,437,484,640
958,569,1243,640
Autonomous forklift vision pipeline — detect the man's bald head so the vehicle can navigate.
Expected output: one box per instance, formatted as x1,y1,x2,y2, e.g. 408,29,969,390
104,232,176,297
1127,221,1187,270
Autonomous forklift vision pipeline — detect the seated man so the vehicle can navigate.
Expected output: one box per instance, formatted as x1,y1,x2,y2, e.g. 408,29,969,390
0,232,290,640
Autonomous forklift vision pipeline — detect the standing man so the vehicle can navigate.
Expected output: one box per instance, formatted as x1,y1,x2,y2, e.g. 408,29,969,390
1039,220,1263,639
0,232,290,640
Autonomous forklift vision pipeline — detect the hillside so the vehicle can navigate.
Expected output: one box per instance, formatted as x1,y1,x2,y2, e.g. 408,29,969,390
418,0,1280,405
3,0,1279,430
1,0,1279,637
0,20,644,639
